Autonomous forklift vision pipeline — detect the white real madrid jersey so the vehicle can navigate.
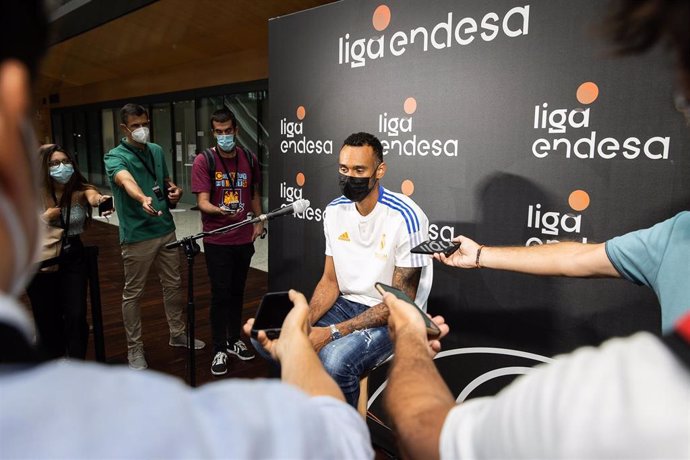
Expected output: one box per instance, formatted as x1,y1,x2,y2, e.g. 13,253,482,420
324,186,430,307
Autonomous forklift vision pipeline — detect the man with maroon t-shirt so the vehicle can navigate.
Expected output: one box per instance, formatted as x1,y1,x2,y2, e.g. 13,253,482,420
192,108,263,375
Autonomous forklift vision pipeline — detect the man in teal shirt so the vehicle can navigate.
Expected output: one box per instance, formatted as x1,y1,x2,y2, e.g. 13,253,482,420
104,103,204,370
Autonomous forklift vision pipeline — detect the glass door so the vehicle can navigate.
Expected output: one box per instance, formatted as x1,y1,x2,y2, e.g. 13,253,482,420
172,100,197,206
73,111,88,176
151,102,174,184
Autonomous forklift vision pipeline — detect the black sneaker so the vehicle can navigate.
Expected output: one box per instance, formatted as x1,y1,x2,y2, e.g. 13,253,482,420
227,339,255,361
211,351,228,376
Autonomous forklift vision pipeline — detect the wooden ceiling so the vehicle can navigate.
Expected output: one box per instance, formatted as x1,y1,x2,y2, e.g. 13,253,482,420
37,0,336,105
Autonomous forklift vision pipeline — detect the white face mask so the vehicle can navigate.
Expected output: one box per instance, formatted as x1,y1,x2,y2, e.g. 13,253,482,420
130,126,150,144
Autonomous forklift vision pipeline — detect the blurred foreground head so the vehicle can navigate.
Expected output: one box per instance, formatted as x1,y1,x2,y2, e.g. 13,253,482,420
0,0,47,295
604,0,690,98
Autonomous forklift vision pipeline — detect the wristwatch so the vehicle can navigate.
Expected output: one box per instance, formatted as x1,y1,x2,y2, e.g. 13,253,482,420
329,324,342,341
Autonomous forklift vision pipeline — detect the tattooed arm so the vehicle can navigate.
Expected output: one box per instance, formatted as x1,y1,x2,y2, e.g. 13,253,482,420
335,266,422,336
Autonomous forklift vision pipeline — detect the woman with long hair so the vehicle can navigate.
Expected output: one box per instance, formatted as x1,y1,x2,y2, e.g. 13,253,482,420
27,144,113,359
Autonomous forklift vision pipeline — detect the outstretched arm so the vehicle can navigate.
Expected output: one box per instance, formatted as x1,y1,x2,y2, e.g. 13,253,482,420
113,170,160,216
435,235,620,278
383,292,454,460
84,189,111,207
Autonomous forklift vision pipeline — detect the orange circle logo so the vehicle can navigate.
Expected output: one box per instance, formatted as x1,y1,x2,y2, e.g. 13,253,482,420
403,97,417,115
576,82,599,105
372,5,391,31
296,172,305,187
568,190,590,211
401,179,415,196
296,106,306,120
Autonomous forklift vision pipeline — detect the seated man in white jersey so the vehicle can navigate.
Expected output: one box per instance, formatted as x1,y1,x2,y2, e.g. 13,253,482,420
307,132,431,407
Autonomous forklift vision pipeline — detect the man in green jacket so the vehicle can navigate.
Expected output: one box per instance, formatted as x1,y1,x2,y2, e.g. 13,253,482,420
105,103,204,370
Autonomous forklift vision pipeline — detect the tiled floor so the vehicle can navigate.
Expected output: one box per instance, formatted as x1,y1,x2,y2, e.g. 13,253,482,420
94,194,268,272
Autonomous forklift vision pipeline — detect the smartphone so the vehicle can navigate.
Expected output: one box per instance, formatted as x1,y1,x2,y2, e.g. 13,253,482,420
411,239,460,256
251,291,293,339
374,282,441,338
98,197,113,216
164,181,177,209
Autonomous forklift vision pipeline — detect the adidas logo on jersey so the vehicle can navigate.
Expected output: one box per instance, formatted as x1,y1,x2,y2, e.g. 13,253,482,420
338,232,350,241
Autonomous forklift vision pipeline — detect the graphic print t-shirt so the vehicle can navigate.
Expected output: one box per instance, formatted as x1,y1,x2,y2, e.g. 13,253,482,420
191,146,260,245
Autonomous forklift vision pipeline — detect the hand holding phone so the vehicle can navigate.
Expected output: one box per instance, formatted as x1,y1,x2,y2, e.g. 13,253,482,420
164,181,177,209
411,239,460,256
98,196,114,216
251,291,293,339
374,282,441,338
142,198,162,216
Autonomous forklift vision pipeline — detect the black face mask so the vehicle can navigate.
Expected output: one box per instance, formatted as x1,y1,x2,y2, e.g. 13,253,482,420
339,172,377,202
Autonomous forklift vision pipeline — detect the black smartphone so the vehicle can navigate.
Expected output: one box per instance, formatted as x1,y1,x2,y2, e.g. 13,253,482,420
98,197,113,216
374,282,441,338
164,181,177,209
411,239,460,256
251,291,293,339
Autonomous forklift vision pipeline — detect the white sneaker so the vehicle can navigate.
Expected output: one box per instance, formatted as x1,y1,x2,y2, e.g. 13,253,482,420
211,351,229,376
227,339,255,361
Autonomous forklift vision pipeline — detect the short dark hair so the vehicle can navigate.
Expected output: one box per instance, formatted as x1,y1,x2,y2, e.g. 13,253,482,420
210,108,237,129
0,0,47,79
120,103,149,125
342,132,384,164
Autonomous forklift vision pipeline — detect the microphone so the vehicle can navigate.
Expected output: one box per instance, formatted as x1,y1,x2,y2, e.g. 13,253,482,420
258,199,310,222
164,199,310,250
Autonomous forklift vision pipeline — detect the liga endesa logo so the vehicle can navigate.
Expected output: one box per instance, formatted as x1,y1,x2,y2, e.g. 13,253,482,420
378,97,458,157
279,172,324,222
531,82,670,160
524,190,591,245
338,4,530,69
279,105,334,155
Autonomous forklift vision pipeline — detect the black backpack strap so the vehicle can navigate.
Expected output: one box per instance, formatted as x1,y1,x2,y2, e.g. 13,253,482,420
202,148,216,197
204,145,257,198
662,312,690,369
238,145,258,198
243,146,255,169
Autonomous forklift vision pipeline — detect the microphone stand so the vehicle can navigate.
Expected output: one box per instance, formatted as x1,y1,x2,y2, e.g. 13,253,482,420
166,214,266,387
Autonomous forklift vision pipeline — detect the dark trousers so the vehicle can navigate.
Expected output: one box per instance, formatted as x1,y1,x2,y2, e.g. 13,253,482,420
204,242,254,354
26,237,89,360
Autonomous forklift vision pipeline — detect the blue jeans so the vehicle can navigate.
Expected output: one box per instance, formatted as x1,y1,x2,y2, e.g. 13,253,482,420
316,297,393,407
251,296,392,407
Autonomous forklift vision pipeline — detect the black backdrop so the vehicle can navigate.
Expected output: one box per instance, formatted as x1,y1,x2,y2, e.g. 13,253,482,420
267,0,690,411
